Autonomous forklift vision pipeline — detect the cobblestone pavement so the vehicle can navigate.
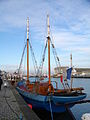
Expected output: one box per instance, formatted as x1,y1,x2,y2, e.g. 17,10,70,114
0,83,26,120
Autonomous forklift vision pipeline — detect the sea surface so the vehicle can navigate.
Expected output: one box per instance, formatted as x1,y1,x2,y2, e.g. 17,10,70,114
71,78,90,120
30,78,90,120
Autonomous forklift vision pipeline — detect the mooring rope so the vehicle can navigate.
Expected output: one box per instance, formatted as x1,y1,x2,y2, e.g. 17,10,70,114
49,96,53,120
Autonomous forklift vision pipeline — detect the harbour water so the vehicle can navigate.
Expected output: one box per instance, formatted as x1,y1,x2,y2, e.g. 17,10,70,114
56,78,90,120
30,77,90,120
71,78,90,120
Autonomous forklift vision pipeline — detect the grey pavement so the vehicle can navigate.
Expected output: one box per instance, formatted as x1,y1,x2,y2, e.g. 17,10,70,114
0,83,26,120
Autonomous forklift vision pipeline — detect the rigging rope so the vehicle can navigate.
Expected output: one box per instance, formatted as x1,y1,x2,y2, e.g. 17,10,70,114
18,42,27,75
37,39,48,78
23,49,26,76
49,96,53,120
18,27,27,75
50,39,66,89
50,39,66,88
29,41,38,76
50,39,61,69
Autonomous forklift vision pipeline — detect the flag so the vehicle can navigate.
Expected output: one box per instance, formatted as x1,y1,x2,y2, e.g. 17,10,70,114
67,67,72,80
60,75,63,83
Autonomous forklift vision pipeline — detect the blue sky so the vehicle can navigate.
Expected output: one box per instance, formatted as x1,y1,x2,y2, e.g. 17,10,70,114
0,0,90,72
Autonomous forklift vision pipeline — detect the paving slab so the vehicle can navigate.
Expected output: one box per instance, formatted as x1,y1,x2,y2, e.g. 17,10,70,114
0,81,40,120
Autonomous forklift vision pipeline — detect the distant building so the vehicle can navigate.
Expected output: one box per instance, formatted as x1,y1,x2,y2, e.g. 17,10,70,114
72,68,77,75
75,68,90,76
54,66,69,78
54,67,90,78
54,66,68,73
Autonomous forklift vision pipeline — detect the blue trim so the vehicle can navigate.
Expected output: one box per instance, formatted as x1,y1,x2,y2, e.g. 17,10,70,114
53,94,86,104
17,87,73,112
16,81,86,113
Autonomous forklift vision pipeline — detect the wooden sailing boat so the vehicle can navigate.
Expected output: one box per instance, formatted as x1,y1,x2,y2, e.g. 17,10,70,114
16,16,86,113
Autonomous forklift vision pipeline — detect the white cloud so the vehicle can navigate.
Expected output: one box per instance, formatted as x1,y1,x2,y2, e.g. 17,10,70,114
0,0,90,68
52,30,90,51
0,64,18,72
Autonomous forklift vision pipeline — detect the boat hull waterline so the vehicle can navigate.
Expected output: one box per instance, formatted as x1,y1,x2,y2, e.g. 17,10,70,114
16,81,86,113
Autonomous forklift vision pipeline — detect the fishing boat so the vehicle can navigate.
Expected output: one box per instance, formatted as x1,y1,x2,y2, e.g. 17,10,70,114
16,16,86,113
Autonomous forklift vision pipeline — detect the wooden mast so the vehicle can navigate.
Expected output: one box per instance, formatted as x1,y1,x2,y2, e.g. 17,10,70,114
26,17,30,85
47,15,51,92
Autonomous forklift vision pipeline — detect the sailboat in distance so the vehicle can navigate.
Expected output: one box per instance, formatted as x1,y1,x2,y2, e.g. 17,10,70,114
16,16,86,113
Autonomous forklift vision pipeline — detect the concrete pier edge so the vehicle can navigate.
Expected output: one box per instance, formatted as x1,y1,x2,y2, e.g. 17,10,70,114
10,82,40,120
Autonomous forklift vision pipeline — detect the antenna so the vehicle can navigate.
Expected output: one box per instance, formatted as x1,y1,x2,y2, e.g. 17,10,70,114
70,53,72,67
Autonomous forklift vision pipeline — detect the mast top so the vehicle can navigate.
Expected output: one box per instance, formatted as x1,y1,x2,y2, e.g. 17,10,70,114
47,14,50,37
27,17,29,40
